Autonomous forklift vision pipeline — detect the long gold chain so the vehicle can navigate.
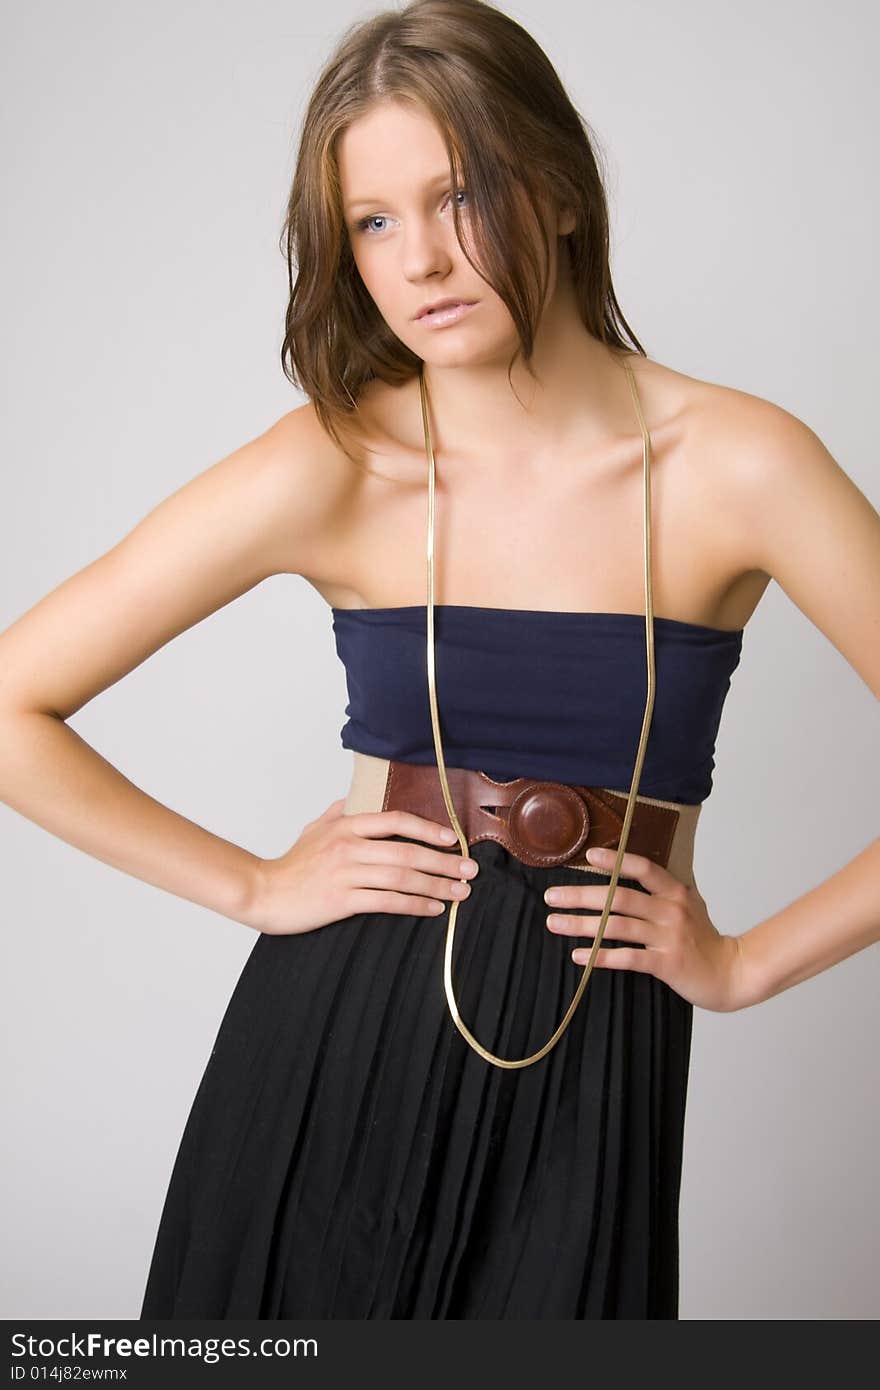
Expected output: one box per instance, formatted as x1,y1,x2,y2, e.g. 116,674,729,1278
418,353,657,1068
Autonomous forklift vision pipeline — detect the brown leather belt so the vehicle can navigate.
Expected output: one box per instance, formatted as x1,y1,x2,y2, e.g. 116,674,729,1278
343,752,702,886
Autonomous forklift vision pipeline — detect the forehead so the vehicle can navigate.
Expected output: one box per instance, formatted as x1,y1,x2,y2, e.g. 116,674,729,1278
337,99,455,203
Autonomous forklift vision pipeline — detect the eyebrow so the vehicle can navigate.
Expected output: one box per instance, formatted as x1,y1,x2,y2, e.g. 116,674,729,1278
343,170,454,214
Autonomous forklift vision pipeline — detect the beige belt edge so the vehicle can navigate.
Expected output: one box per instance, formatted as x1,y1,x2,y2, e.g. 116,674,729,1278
342,750,701,888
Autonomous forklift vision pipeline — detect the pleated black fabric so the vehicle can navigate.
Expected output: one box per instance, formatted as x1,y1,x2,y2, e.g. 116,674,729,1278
140,834,693,1320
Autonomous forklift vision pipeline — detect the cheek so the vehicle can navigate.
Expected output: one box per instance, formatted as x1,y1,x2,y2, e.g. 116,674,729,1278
350,259,386,314
357,264,414,335
479,290,517,335
351,248,390,304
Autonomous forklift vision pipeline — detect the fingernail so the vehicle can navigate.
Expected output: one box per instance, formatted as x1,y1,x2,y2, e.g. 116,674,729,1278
545,888,561,903
441,827,457,842
459,859,478,877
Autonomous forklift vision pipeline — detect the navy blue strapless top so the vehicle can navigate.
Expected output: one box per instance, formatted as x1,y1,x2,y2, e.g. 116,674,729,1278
331,604,745,806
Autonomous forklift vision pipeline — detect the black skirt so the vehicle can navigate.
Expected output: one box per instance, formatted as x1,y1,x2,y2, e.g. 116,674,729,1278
139,835,693,1319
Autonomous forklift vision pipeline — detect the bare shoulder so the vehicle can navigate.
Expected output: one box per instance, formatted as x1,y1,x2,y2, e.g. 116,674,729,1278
622,355,844,629
0,399,358,720
671,360,879,691
631,351,808,454
650,355,834,483
664,357,863,550
647,356,879,672
247,399,361,578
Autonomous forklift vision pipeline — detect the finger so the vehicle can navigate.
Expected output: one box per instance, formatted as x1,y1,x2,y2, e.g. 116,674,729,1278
585,846,689,898
546,912,657,945
543,881,664,923
347,888,450,918
355,836,479,882
571,945,653,971
350,809,460,847
352,861,474,903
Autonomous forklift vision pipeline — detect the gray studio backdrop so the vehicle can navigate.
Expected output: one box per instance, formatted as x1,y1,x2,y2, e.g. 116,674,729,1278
1,0,877,1321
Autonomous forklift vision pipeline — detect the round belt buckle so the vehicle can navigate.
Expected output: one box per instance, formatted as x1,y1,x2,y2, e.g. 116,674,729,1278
507,782,589,864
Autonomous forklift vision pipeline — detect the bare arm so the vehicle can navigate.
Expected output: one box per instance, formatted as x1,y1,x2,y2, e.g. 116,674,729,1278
0,406,336,928
720,399,880,1006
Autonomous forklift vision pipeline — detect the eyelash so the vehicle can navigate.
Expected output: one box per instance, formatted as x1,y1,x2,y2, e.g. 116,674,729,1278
355,189,469,236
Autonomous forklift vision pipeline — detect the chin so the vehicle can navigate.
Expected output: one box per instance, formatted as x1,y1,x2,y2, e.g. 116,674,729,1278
431,338,513,370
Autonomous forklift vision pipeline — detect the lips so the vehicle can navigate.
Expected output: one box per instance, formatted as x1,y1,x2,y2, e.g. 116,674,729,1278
416,298,474,319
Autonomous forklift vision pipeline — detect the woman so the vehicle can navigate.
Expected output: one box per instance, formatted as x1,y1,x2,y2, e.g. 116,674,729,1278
1,0,877,1319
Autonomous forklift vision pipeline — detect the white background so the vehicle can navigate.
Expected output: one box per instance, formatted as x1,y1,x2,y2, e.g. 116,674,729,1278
1,0,877,1319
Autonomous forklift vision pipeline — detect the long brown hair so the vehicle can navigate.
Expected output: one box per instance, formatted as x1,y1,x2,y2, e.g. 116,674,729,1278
279,0,646,465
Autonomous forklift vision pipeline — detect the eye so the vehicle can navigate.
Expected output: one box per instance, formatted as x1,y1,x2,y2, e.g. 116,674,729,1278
355,214,390,236
353,190,469,237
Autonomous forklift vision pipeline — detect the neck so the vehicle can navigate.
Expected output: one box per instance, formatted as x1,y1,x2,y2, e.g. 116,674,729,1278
417,275,639,467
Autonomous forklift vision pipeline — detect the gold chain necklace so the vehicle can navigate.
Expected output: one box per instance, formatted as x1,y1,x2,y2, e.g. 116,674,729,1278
417,354,657,1069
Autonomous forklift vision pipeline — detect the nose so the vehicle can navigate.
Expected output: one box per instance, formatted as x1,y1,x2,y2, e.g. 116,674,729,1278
402,217,454,285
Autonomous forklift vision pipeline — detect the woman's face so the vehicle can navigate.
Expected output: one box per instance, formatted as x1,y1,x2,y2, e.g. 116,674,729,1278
337,97,571,367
